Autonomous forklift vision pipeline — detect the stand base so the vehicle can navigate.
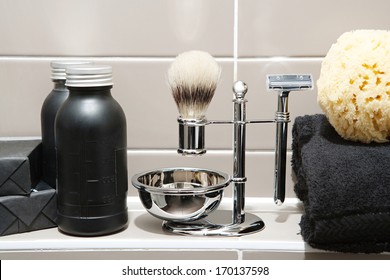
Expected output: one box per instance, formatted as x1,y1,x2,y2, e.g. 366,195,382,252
162,210,265,237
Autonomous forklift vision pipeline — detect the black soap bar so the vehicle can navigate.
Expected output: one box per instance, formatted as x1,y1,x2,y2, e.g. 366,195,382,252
0,140,42,196
0,181,57,236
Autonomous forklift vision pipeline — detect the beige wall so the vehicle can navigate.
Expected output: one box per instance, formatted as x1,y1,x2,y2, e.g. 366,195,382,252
1,0,389,197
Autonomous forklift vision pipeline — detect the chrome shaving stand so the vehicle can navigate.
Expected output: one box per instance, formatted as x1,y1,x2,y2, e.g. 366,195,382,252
164,75,313,236
164,81,265,236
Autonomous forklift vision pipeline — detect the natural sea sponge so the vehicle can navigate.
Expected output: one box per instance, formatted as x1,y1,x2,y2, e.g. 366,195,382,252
317,29,390,143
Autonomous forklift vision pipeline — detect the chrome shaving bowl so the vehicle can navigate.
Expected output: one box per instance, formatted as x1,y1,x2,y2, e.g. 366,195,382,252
131,167,231,222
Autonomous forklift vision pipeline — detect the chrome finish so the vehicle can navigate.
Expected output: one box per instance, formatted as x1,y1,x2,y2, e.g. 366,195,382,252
267,74,313,91
207,120,234,125
178,117,207,155
163,211,265,237
246,119,275,124
267,74,313,205
232,81,247,225
158,81,265,236
133,75,311,237
132,167,231,222
232,80,248,98
274,92,290,205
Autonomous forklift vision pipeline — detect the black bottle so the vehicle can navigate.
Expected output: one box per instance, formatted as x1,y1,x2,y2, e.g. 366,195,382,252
41,61,92,188
55,65,128,236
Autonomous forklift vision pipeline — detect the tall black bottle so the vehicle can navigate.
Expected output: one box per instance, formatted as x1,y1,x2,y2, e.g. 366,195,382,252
55,65,128,236
41,61,92,188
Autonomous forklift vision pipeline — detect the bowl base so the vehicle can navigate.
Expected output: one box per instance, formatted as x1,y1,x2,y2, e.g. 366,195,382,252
162,210,265,237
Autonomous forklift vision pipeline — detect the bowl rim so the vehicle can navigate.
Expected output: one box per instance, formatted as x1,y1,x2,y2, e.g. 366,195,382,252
131,167,231,195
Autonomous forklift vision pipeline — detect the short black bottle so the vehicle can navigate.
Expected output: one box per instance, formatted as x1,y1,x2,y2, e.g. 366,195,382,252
55,65,128,236
41,61,91,188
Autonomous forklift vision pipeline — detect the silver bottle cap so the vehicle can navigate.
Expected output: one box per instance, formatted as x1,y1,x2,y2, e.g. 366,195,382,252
65,65,113,87
50,61,92,80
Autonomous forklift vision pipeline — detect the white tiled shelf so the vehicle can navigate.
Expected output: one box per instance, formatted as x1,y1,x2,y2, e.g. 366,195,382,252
1,197,390,260
0,198,304,253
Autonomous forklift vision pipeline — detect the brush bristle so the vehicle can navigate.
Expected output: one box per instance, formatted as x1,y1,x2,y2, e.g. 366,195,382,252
168,50,221,119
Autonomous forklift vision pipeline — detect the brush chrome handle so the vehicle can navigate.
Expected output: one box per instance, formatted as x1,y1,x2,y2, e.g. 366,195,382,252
178,117,207,155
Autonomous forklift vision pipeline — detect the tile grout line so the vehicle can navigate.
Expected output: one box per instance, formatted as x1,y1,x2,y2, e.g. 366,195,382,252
237,250,244,260
0,56,323,62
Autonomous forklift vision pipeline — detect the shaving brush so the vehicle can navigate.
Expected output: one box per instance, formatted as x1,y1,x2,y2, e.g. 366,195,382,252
168,50,221,155
168,50,221,120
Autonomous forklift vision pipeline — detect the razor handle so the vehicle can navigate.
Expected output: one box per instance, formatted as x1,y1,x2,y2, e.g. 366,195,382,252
274,91,289,205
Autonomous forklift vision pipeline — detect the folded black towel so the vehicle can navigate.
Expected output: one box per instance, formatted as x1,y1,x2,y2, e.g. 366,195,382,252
292,114,390,254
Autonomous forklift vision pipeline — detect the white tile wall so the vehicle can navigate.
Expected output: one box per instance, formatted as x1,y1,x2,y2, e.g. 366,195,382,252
238,0,390,57
1,0,390,199
0,0,234,56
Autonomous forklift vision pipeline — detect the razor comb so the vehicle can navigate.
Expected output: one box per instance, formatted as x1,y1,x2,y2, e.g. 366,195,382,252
267,74,313,205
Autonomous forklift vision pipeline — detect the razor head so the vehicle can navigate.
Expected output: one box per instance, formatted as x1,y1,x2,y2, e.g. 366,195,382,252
267,74,313,91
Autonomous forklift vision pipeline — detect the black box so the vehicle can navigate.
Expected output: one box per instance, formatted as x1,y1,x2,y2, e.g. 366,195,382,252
0,181,57,236
0,140,42,196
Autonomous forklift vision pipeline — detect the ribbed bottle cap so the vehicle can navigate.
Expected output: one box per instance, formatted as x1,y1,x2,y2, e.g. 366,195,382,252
65,65,113,87
50,61,93,80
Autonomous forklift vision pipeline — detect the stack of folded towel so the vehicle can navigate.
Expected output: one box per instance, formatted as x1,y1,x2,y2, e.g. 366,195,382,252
292,114,390,253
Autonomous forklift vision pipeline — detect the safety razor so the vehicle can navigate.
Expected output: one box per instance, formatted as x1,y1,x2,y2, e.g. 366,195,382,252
267,74,313,205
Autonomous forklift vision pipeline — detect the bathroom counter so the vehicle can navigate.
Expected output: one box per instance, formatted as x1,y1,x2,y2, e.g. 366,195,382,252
0,197,389,260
